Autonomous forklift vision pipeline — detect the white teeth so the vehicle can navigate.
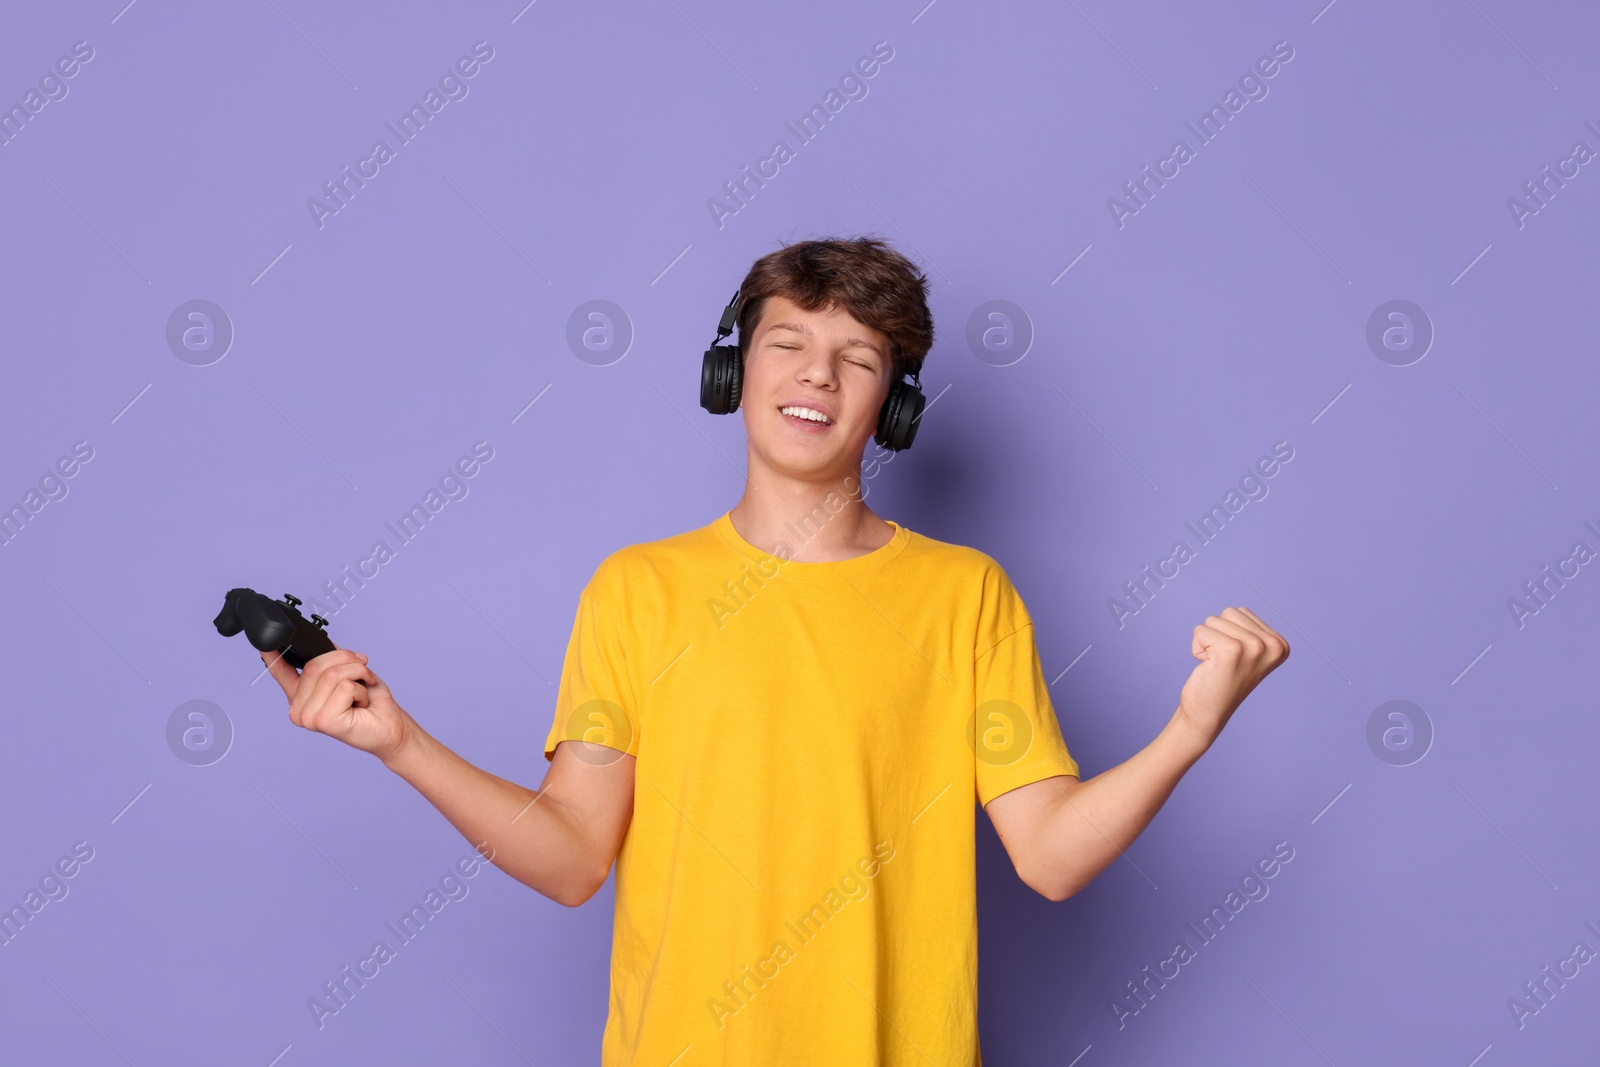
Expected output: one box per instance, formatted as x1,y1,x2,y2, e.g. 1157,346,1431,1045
780,406,831,424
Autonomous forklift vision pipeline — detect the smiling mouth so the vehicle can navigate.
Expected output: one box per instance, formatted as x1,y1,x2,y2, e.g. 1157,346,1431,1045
778,405,834,427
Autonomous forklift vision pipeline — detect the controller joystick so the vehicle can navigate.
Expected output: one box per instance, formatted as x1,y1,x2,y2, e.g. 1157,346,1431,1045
213,588,364,683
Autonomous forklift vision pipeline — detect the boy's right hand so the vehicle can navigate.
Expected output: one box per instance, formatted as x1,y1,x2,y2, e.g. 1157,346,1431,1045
262,647,412,763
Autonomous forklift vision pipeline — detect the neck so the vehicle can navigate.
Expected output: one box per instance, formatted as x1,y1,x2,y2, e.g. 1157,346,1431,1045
728,466,892,562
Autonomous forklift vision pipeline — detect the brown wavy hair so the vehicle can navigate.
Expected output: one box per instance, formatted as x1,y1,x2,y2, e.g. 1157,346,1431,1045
735,235,934,382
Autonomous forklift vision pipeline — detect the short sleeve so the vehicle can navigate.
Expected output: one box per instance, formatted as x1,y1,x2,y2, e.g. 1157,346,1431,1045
972,569,1080,806
542,587,641,763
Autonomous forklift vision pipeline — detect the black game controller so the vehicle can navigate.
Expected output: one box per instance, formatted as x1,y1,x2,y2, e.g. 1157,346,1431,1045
214,588,363,681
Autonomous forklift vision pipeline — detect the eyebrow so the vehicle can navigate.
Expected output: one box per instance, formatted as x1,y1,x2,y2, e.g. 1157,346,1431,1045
766,321,885,360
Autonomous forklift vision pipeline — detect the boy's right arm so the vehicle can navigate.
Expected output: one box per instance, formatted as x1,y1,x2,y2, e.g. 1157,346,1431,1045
264,648,634,908
383,723,635,908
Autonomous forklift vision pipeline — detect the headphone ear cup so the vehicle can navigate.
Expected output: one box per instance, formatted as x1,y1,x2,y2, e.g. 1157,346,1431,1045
700,343,743,414
875,380,926,452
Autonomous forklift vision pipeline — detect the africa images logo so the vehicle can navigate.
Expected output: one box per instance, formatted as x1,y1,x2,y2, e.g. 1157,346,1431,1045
306,42,497,229
706,41,895,230
1106,39,1296,229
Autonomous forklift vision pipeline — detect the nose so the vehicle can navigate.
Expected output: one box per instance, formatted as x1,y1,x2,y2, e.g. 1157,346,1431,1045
796,348,839,389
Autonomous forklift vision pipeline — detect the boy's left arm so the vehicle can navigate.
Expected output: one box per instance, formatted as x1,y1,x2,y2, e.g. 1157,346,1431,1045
984,606,1290,902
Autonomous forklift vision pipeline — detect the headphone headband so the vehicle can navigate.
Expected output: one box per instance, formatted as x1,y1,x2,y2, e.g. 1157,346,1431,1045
713,288,741,344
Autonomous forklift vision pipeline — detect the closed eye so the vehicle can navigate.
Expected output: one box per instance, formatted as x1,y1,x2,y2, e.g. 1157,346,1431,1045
770,341,873,369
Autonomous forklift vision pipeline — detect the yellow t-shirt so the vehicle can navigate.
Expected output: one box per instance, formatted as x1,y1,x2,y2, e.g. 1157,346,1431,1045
543,510,1080,1066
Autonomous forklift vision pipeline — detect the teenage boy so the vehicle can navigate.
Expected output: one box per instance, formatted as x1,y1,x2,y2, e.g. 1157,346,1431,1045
262,236,1290,1065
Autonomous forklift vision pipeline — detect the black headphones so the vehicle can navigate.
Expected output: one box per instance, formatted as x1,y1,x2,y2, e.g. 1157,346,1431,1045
698,288,927,452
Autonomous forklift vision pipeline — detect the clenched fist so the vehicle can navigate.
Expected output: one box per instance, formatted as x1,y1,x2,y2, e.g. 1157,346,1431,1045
262,647,412,763
1175,606,1291,745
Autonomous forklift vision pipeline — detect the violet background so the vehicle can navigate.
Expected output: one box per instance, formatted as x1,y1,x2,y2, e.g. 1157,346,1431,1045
1,1,1597,1064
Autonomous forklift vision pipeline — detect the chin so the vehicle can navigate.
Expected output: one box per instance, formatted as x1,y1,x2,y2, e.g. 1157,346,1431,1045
791,453,870,484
